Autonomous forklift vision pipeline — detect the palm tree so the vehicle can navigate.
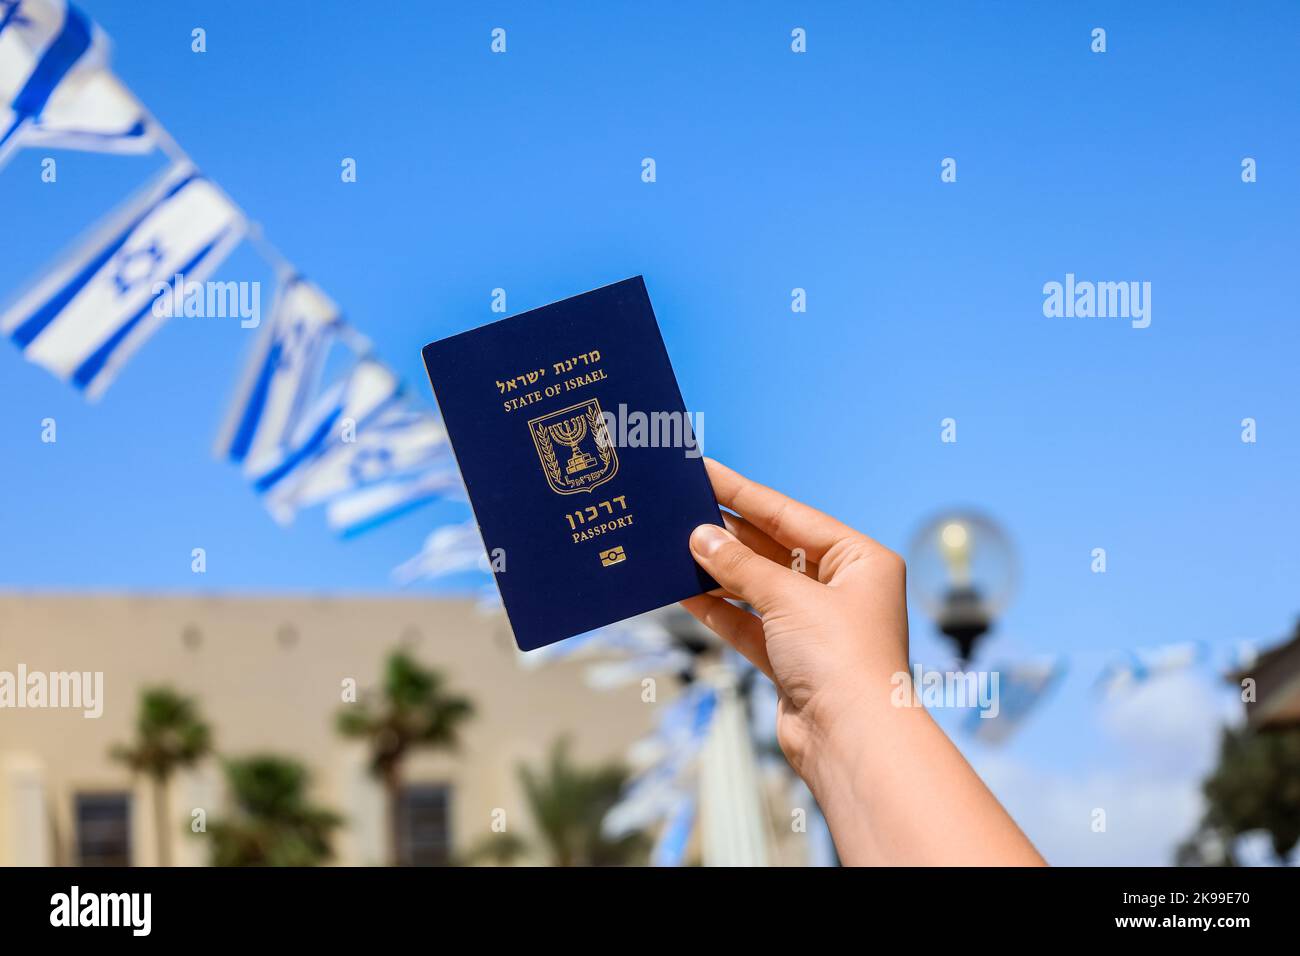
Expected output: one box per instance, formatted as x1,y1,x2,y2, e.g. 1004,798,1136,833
517,737,647,866
458,830,530,867
206,756,341,866
110,687,212,867
336,651,475,865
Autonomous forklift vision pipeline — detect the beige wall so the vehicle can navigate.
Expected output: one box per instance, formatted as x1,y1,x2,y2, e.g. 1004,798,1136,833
0,592,662,866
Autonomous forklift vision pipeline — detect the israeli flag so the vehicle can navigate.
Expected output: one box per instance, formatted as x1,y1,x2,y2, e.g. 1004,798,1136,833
0,1,151,167
603,762,691,840
964,658,1065,745
246,356,399,516
262,403,452,515
392,520,490,585
582,648,696,690
1,162,244,397
1094,641,1206,699
516,614,677,670
326,463,464,537
603,687,716,839
214,276,341,469
264,400,452,523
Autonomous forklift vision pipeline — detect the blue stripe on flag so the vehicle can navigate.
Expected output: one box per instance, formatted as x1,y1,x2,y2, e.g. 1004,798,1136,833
32,117,149,145
251,412,339,492
70,226,230,390
251,384,402,494
9,2,93,118
0,3,27,38
9,171,198,348
693,689,717,736
226,339,285,461
224,275,308,462
336,488,442,539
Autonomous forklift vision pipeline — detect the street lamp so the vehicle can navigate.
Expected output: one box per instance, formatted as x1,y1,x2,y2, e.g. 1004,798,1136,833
908,511,1017,664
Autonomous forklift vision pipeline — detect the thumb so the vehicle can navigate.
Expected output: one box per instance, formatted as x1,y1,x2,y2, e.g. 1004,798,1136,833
689,523,807,614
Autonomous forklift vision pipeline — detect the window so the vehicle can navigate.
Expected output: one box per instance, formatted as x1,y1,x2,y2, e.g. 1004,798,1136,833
397,784,451,866
75,793,131,866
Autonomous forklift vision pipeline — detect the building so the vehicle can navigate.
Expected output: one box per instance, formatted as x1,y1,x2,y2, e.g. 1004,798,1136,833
0,591,671,866
1233,619,1300,730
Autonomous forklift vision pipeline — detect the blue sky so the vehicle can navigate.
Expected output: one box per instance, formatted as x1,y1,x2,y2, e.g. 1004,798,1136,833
3,1,1298,863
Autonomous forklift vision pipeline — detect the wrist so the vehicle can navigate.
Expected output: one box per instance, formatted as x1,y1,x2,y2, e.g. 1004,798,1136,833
798,669,920,821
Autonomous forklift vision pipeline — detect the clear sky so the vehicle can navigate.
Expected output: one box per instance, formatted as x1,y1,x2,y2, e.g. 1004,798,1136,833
2,1,1298,864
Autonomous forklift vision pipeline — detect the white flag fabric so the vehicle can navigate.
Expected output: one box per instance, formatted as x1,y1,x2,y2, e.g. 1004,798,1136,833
248,357,400,522
583,650,695,690
0,1,151,167
603,685,716,839
639,682,718,764
1,161,244,397
326,462,463,536
214,284,456,533
1094,641,1206,699
473,582,502,614
516,614,677,670
602,761,691,841
264,400,451,520
214,275,341,469
392,520,489,585
964,658,1065,745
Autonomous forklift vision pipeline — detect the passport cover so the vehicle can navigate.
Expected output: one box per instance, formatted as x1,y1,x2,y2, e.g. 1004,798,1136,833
421,276,722,651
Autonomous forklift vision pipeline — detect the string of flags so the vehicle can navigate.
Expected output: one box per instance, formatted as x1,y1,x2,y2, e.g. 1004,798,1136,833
1092,641,1209,699
3,1,1263,682
0,0,1271,866
1,0,467,569
403,515,1245,747
602,682,718,867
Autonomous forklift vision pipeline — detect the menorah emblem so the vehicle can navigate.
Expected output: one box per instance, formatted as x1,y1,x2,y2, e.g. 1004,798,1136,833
548,414,598,475
529,398,619,495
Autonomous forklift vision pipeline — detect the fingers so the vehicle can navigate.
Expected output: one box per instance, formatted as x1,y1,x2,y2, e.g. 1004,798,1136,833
689,522,811,615
721,510,820,582
704,458,873,565
679,595,773,679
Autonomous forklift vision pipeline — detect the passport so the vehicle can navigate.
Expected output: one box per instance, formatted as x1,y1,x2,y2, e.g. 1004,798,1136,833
421,276,722,651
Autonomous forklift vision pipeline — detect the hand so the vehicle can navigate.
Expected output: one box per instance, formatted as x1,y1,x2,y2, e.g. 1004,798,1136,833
681,459,910,784
682,458,1044,866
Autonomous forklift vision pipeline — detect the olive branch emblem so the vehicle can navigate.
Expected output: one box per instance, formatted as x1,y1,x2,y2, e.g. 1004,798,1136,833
588,406,614,467
534,423,564,485
529,399,619,494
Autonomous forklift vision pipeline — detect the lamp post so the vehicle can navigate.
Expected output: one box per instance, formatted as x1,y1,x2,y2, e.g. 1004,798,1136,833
908,512,1016,665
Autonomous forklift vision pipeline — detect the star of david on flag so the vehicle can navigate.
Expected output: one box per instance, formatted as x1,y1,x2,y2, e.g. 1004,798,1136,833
262,397,457,529
1,161,244,397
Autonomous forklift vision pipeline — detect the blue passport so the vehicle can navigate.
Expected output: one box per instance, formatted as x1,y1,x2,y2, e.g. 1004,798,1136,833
421,277,722,651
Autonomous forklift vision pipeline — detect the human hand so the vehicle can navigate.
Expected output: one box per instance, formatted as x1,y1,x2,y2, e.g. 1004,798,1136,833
682,458,1043,865
681,458,910,787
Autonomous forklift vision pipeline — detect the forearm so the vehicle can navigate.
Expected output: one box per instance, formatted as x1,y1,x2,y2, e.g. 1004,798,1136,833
806,698,1046,866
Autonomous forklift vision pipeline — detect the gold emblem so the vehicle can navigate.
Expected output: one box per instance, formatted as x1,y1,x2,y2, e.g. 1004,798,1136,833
599,546,626,567
529,398,619,495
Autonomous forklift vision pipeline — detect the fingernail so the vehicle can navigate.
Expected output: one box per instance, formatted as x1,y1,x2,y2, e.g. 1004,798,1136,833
690,523,731,558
